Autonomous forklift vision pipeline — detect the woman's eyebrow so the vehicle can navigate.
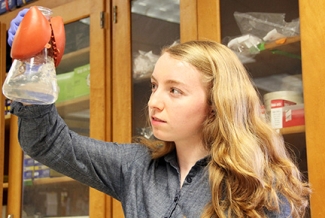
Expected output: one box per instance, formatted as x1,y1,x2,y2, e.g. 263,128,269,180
166,79,185,87
151,75,186,87
151,75,157,81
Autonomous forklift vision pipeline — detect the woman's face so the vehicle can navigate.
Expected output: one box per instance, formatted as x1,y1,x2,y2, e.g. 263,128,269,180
148,53,210,145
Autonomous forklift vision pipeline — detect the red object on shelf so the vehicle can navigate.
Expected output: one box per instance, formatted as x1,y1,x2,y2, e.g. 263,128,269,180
282,105,305,128
270,99,305,129
271,99,296,108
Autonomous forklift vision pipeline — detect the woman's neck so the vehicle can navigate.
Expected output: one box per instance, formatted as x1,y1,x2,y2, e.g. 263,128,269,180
175,141,209,186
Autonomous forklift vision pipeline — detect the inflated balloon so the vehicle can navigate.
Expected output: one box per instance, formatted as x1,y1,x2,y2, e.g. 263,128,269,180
2,6,66,105
11,6,66,66
49,16,66,67
11,6,51,60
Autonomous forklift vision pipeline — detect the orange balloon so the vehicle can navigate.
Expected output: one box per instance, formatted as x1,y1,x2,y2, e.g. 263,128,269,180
11,6,51,59
50,16,66,66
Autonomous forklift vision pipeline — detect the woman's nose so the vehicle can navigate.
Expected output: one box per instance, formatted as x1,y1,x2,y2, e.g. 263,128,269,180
148,92,164,111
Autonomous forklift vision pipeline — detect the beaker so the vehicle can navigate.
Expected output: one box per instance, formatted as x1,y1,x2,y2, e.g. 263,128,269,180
2,6,59,105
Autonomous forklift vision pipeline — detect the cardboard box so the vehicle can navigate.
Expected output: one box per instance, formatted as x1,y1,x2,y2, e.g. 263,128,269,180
23,170,33,180
23,155,63,182
74,64,90,98
34,161,63,179
0,0,15,14
34,168,63,179
33,159,43,166
282,104,305,128
271,99,297,108
270,99,296,129
16,0,33,7
23,171,33,185
23,154,34,185
23,156,34,167
270,100,304,129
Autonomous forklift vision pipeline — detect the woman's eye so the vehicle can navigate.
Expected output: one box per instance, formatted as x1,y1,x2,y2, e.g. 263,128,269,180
170,87,182,95
151,82,157,91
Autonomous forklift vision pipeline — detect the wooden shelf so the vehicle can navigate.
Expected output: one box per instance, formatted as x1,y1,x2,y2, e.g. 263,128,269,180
55,95,89,118
245,36,301,78
32,176,75,185
260,36,300,50
280,125,305,135
56,47,90,74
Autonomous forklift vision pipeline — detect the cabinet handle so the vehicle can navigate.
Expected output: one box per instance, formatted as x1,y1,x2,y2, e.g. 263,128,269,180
7,215,13,218
113,5,118,23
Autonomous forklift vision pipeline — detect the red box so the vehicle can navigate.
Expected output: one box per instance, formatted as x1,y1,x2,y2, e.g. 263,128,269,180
271,99,296,108
282,104,305,128
270,100,304,129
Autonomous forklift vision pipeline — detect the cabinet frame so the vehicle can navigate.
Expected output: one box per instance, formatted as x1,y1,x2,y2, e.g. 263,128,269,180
0,22,6,218
0,0,109,217
2,0,323,217
111,0,324,217
299,0,325,216
194,0,324,216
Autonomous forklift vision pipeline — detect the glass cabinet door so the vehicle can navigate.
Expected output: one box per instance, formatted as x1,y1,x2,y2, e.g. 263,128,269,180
110,1,181,216
13,0,107,217
21,17,90,218
131,0,180,138
219,0,308,216
2,1,104,217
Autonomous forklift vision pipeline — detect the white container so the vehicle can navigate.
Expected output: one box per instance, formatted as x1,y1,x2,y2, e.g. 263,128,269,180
263,91,303,112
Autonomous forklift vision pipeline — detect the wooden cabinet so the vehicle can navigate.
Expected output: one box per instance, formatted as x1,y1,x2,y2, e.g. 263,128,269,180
0,21,7,218
1,0,324,217
299,1,325,216
0,0,108,217
176,0,324,217
211,0,325,217
112,0,325,217
195,0,324,217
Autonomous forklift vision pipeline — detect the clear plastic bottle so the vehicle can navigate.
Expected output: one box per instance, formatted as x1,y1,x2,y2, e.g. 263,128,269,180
2,6,59,105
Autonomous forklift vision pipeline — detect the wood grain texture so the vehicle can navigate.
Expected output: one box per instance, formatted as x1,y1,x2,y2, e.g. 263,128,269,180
0,0,76,27
180,0,197,42
112,0,132,143
6,115,22,218
0,22,6,218
0,1,108,217
299,0,325,216
197,0,221,42
111,0,132,217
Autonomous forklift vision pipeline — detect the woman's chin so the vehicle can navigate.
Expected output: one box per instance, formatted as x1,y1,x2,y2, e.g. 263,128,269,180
152,132,167,141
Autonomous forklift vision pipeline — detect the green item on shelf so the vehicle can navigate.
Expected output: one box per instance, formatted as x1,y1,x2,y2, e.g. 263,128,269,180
257,42,301,59
56,71,75,103
271,49,301,59
257,42,266,51
74,64,90,98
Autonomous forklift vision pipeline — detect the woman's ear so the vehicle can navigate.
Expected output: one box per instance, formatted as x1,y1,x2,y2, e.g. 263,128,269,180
208,106,216,119
210,109,216,117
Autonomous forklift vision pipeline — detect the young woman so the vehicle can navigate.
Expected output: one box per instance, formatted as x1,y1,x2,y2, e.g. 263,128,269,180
8,10,310,218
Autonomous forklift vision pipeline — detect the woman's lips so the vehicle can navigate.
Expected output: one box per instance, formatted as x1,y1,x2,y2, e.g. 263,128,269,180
151,116,166,124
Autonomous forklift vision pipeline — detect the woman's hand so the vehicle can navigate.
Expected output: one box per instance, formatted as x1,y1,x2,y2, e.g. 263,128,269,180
8,8,29,46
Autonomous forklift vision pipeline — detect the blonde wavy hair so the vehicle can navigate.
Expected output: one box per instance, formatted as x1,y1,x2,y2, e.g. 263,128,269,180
140,40,310,217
